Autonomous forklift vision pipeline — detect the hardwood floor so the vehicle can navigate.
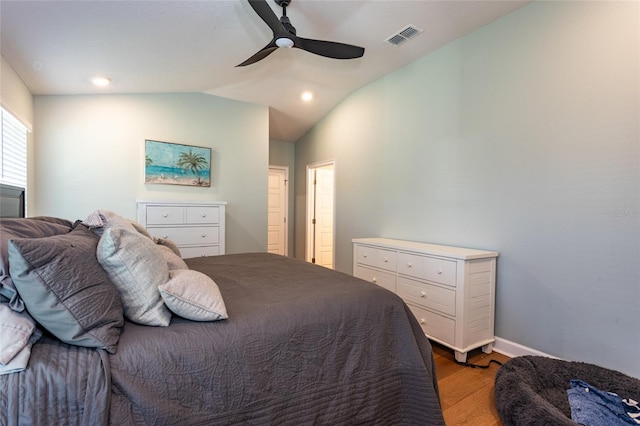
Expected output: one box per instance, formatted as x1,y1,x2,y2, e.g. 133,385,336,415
432,342,511,426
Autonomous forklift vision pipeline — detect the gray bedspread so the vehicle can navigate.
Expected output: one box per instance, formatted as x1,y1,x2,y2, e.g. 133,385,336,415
0,335,111,426
3,253,445,425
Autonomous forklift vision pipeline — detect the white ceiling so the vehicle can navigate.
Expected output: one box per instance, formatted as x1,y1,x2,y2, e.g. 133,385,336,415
0,0,529,142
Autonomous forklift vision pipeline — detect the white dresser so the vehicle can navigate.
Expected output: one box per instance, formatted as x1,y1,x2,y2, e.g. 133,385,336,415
352,238,498,362
137,201,226,258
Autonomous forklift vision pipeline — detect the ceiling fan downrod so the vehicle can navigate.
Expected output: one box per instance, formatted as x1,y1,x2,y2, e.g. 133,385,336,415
275,0,295,48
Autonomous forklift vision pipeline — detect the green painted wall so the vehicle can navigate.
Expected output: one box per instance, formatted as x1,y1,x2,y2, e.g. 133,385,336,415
295,1,639,376
34,93,269,254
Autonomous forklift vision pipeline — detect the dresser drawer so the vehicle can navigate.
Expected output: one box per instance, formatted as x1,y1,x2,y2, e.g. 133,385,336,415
397,252,456,287
407,303,455,344
138,202,226,256
354,265,396,292
186,206,220,224
355,245,397,272
147,226,219,246
397,277,455,316
180,245,220,259
146,206,185,225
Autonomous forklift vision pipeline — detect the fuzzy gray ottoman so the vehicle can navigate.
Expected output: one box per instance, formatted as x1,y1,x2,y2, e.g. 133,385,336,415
495,356,640,426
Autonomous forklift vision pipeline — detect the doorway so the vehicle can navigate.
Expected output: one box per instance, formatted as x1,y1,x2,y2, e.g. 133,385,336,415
306,161,335,269
267,166,288,256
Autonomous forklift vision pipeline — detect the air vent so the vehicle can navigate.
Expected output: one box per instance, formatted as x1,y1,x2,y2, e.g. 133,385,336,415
385,25,424,46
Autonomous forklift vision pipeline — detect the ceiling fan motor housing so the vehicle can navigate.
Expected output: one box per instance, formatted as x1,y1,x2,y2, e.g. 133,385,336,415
280,16,296,35
276,38,294,48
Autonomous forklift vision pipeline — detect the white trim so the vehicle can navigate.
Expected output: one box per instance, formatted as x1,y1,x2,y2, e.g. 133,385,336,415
305,160,336,266
268,165,289,256
493,336,559,359
0,98,33,132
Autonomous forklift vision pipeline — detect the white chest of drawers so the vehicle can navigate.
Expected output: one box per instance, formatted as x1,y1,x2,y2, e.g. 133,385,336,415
137,201,226,258
352,238,498,362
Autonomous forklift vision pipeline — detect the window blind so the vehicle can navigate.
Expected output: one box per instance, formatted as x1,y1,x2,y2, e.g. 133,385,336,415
1,107,27,189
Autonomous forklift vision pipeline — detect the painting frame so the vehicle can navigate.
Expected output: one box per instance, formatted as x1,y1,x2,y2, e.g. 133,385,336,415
145,139,211,187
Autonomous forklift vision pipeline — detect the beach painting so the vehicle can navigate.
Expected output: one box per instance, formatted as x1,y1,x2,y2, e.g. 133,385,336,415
145,140,211,187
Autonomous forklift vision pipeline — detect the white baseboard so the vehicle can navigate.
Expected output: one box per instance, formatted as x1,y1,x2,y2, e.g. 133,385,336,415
493,337,559,359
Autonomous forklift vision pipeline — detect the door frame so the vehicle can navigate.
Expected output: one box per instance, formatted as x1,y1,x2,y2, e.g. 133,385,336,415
268,165,289,256
305,160,336,267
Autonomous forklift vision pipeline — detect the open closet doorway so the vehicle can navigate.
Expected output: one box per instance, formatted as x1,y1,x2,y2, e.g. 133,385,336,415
306,161,335,269
267,166,289,256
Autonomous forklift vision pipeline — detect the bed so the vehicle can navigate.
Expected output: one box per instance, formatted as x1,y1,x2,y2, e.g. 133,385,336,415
0,215,445,425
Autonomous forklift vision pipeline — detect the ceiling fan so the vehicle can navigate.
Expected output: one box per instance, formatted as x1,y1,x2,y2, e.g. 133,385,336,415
237,0,365,67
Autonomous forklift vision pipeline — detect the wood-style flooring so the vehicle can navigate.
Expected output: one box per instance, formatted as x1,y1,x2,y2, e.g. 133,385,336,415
432,342,511,426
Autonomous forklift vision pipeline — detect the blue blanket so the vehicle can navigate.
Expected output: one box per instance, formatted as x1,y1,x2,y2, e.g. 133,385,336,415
568,379,640,425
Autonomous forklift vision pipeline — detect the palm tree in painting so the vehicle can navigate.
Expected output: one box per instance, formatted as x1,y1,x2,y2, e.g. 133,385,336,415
177,149,208,185
145,155,153,167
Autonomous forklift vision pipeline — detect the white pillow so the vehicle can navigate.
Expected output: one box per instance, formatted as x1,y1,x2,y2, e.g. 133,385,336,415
97,227,171,326
159,270,227,322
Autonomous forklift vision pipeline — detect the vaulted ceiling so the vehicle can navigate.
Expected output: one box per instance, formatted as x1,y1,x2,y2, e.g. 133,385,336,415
0,0,529,142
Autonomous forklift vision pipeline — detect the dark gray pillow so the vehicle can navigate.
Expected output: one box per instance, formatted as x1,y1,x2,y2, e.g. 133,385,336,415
8,224,124,353
0,217,72,311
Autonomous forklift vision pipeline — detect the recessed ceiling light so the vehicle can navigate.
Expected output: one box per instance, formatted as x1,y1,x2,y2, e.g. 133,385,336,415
301,91,313,102
91,77,112,87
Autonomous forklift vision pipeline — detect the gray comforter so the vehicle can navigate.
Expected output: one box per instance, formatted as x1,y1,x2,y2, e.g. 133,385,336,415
2,253,445,425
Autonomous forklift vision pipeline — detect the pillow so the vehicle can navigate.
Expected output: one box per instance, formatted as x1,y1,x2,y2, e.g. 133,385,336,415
130,220,153,239
159,269,227,322
156,244,189,271
154,237,182,257
97,227,171,326
8,224,124,353
84,209,152,239
0,217,72,311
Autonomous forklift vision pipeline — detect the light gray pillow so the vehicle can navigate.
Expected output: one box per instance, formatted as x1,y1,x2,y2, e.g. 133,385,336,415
156,244,189,271
159,270,227,322
97,227,171,326
154,237,182,257
84,210,152,239
8,224,124,353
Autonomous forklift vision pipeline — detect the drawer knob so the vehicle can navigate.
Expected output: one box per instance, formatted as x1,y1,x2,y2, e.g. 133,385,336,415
383,258,388,263
201,254,206,257
437,268,443,275
419,319,426,325
372,277,377,283
201,234,206,238
163,213,168,218
162,235,168,239
407,262,413,268
363,253,368,258
420,291,426,298
201,213,206,217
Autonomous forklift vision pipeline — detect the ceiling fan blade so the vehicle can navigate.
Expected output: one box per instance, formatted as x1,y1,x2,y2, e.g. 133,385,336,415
237,40,278,67
294,37,365,60
248,0,285,35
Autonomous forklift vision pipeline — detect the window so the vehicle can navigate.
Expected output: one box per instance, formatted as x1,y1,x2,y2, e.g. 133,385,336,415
0,107,28,189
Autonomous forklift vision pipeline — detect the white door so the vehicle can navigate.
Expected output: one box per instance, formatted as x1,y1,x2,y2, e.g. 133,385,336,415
306,162,335,269
267,166,288,255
